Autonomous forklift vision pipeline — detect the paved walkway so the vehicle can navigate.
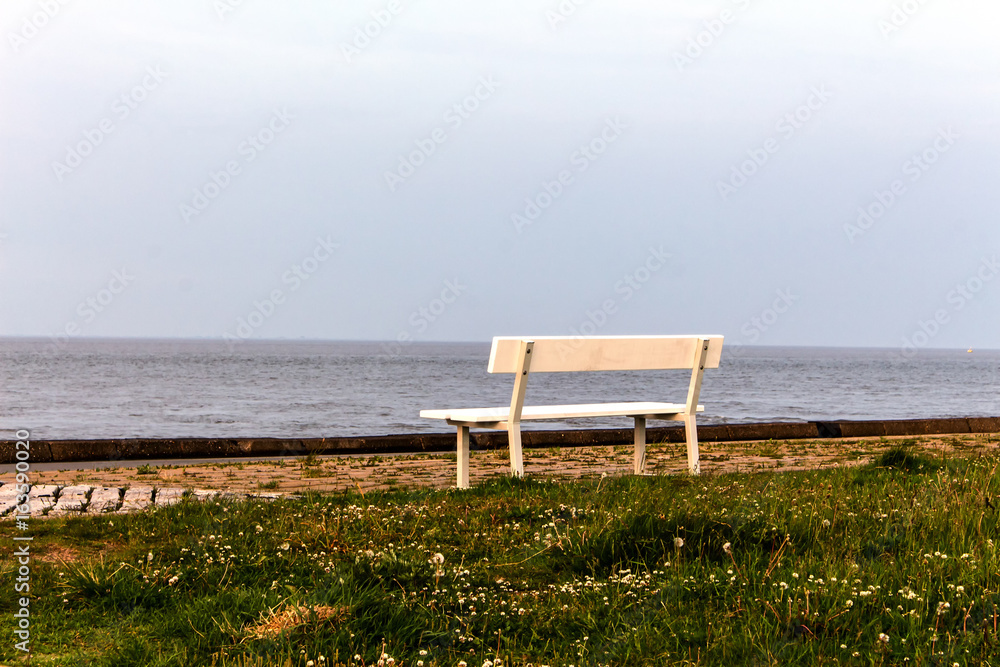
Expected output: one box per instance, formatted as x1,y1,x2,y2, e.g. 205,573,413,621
2,432,995,518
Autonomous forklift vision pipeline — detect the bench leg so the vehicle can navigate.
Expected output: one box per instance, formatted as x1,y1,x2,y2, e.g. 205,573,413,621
457,425,470,489
507,423,524,478
633,416,646,474
683,415,701,475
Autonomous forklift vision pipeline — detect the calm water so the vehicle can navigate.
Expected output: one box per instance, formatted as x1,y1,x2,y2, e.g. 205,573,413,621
0,338,997,440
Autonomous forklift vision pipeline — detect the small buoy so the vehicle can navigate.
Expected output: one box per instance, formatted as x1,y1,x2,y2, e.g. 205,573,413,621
967,349,973,353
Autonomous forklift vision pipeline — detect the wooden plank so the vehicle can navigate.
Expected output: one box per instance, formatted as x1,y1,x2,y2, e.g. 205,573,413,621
457,425,470,489
684,339,710,415
488,335,723,373
633,416,646,474
683,339,710,476
423,402,701,423
506,340,533,478
684,415,701,475
509,340,533,423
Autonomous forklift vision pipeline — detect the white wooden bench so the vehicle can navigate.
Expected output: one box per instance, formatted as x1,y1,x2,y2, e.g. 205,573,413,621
420,335,724,488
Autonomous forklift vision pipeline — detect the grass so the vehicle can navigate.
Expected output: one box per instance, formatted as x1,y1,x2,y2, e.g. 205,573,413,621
2,446,1000,666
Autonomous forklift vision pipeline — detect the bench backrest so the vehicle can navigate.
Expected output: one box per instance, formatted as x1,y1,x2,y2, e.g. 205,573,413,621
487,335,724,374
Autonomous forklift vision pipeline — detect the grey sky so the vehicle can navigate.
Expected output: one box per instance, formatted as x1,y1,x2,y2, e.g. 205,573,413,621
1,0,998,352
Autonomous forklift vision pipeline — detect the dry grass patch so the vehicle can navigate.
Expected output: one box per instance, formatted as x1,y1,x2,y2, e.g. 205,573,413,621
37,544,82,564
247,605,348,639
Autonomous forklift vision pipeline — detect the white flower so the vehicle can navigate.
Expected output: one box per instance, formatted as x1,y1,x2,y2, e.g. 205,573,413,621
722,542,732,554
674,537,684,549
168,575,179,586
280,543,290,551
878,633,889,644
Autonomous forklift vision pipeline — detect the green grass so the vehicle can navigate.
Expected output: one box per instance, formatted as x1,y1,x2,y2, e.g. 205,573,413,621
3,447,1000,665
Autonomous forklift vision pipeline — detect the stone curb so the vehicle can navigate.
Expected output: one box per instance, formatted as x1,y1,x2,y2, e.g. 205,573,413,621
0,484,284,519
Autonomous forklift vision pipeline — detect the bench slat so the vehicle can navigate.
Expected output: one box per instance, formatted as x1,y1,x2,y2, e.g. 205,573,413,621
421,401,704,423
488,335,723,373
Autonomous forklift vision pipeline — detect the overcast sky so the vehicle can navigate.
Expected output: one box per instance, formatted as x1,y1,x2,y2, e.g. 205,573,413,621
1,0,998,352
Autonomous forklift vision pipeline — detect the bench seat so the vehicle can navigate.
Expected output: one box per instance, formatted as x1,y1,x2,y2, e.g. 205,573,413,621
420,402,703,424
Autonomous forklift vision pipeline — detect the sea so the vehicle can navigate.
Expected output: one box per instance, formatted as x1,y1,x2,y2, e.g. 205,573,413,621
0,338,997,440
